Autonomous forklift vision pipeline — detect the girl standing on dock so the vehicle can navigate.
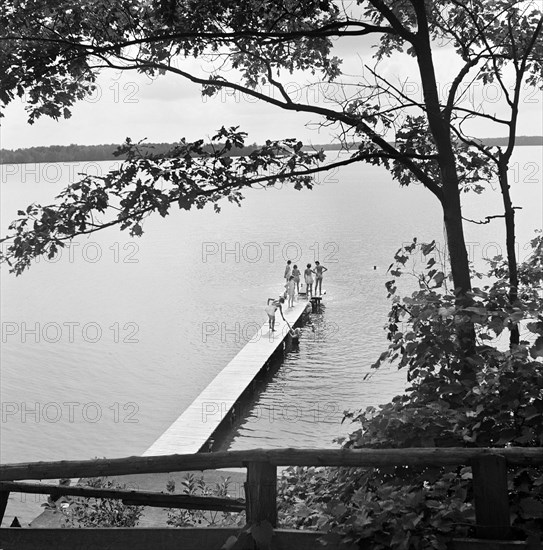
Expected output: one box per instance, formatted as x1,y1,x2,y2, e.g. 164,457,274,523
284,260,292,282
292,264,301,295
265,297,285,332
314,261,328,296
304,263,315,299
286,275,296,307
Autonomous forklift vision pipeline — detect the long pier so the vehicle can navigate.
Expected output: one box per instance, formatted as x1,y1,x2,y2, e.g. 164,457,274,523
143,296,316,457
2,294,318,529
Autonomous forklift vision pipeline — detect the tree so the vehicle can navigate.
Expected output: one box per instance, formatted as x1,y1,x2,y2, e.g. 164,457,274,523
1,0,542,352
439,3,543,346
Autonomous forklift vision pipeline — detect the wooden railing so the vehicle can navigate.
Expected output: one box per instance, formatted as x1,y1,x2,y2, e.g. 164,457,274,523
1,447,542,550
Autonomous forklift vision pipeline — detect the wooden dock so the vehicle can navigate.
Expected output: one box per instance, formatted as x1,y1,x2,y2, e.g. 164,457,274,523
143,297,314,457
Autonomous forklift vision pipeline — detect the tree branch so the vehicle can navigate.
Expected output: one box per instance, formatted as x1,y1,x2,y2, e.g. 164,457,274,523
444,56,482,122
368,0,416,42
88,53,443,202
463,208,522,225
0,19,398,53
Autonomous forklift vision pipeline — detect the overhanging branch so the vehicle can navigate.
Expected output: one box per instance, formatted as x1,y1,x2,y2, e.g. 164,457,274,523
1,19,398,53
88,53,443,202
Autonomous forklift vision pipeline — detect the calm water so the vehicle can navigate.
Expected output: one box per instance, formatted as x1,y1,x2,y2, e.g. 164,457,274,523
1,148,541,465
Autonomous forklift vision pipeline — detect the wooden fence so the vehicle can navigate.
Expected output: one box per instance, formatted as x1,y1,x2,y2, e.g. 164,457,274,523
0,447,542,549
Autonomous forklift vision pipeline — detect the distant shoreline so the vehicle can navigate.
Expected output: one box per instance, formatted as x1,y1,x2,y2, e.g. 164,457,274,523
1,136,541,165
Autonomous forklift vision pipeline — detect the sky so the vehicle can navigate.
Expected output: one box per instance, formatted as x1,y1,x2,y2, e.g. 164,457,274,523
1,26,542,150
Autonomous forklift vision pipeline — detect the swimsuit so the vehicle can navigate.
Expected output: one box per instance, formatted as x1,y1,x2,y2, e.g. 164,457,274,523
265,302,279,316
265,305,276,316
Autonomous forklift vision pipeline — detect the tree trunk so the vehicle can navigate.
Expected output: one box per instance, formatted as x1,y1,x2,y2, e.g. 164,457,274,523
412,0,475,355
497,156,520,346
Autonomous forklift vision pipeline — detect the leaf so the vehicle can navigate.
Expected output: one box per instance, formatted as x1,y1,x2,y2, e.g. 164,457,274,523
331,502,348,517
294,502,313,518
433,272,445,286
526,321,543,335
131,223,143,237
530,337,543,359
421,241,436,256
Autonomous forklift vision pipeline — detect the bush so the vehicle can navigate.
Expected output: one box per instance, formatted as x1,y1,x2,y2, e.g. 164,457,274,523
166,473,245,528
276,234,543,549
58,477,143,528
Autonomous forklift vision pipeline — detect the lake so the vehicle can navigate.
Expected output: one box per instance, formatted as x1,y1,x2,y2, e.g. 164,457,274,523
1,147,541,465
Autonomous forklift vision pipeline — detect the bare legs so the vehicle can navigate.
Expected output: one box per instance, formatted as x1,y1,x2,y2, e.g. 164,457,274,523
315,277,323,295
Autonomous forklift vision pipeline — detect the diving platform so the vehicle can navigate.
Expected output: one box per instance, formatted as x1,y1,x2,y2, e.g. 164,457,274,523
143,296,317,457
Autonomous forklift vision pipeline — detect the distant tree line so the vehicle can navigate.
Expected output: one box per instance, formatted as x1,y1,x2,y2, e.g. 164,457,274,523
0,141,262,164
1,137,541,165
0,143,122,164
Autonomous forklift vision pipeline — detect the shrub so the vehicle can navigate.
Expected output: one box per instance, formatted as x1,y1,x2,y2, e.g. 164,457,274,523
277,234,543,549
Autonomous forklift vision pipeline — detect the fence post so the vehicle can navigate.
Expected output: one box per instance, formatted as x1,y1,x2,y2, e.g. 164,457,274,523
0,490,9,524
244,461,277,527
471,454,511,540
